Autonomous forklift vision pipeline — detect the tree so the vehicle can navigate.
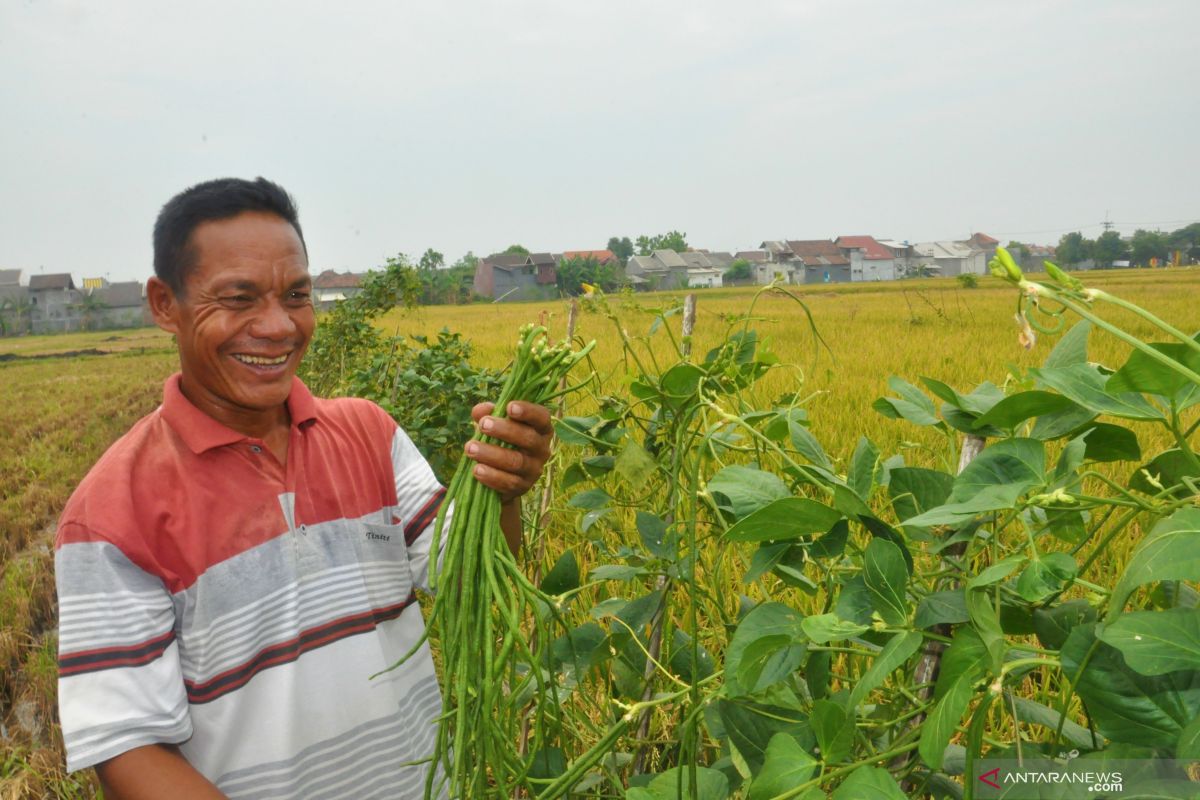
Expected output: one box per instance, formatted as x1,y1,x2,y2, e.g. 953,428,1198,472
0,295,33,335
635,230,688,256
1168,223,1200,263
723,258,753,284
72,292,108,331
556,256,623,295
1129,229,1170,267
1006,240,1032,266
1056,232,1092,267
1092,230,1128,268
503,244,530,256
606,236,634,266
418,248,445,272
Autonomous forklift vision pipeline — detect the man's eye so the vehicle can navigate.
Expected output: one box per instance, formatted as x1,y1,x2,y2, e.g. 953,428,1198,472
221,295,254,305
288,291,311,303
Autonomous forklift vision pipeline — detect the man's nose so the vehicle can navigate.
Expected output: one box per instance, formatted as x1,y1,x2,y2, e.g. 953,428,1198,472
249,298,297,340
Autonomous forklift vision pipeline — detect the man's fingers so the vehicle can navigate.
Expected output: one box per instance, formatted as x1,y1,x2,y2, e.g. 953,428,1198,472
506,402,553,435
475,416,549,457
472,402,496,423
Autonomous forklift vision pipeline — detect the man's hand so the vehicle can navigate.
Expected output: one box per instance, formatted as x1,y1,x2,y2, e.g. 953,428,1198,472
465,401,553,504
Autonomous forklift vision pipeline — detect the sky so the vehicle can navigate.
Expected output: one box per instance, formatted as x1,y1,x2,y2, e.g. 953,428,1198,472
2,0,1197,284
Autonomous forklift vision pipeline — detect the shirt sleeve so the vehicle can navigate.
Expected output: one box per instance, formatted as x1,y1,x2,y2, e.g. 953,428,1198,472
55,534,192,773
389,425,453,593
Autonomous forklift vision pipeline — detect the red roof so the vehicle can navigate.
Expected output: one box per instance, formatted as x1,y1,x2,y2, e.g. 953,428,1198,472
562,250,617,264
313,270,364,290
836,236,893,260
970,232,999,246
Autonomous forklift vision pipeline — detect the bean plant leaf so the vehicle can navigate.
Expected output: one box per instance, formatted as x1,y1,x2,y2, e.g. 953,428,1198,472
1178,716,1200,760
743,542,790,584
1016,553,1077,603
809,519,849,561
1109,507,1200,616
873,376,942,428
669,628,716,683
708,466,791,521
550,622,608,675
723,497,843,543
725,602,806,695
715,698,813,776
1043,320,1091,369
555,415,601,446
568,488,611,510
1009,696,1095,749
835,576,875,626
829,766,907,800
1032,599,1096,650
1106,339,1200,407
646,766,730,800
636,511,674,559
950,438,1045,503
1100,609,1200,676
746,733,818,800
541,549,580,595
919,628,988,770
1129,449,1197,499
801,613,869,644
972,390,1078,431
615,439,658,486
849,437,880,499
1075,422,1142,463
915,589,969,629
863,538,910,626
810,699,853,763
888,467,954,522
1031,363,1165,421
788,422,834,471
847,631,923,710
659,362,706,401
1061,623,1200,750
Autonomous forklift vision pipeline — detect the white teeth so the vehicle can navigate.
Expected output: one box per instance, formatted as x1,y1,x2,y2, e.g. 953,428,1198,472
234,354,289,366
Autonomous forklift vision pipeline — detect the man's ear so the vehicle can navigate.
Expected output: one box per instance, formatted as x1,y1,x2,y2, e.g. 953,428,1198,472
146,276,181,334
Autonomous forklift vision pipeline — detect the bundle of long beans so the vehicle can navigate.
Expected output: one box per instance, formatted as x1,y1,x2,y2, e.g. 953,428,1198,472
423,324,595,799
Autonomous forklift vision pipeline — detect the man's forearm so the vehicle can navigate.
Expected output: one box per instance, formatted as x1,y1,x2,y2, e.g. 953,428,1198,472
96,744,227,800
500,498,522,557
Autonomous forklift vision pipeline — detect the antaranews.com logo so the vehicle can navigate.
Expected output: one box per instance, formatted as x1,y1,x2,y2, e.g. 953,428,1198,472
971,757,1198,799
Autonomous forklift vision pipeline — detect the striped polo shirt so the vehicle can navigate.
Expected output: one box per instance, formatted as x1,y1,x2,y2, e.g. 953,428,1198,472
56,374,449,798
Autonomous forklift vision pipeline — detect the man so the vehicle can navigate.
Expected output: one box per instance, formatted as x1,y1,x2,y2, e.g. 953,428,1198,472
55,177,552,798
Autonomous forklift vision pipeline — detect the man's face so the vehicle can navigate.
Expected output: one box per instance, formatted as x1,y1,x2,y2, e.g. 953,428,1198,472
161,211,314,419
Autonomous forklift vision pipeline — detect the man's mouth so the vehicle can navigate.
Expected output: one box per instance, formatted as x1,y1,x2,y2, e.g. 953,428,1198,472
232,353,291,367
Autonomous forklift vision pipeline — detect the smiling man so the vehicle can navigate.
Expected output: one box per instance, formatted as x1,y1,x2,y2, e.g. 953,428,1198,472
54,178,551,798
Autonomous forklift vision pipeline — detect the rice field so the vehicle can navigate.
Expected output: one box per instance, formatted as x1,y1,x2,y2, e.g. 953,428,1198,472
0,267,1195,796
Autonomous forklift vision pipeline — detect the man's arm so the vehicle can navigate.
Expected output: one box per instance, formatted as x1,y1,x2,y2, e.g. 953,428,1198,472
465,401,554,556
96,744,227,800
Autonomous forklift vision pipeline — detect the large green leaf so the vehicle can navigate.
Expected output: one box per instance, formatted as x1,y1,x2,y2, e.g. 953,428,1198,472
829,766,906,800
1032,599,1096,650
873,376,942,427
915,589,969,629
615,439,658,486
1076,422,1142,463
541,549,580,595
863,538,910,626
646,766,730,800
888,467,954,522
715,698,813,776
972,390,1078,431
1061,623,1200,750
919,628,988,769
848,437,880,499
1043,320,1091,368
1100,609,1200,676
1129,449,1198,499
1109,508,1200,615
810,699,854,763
847,631,923,710
636,511,674,559
723,497,843,543
1031,362,1165,421
949,438,1045,503
800,613,869,644
746,733,817,800
708,466,791,521
1106,338,1200,408
725,602,806,695
1178,716,1200,760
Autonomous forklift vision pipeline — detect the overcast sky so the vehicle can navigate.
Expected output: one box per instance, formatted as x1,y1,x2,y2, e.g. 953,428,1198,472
2,0,1197,284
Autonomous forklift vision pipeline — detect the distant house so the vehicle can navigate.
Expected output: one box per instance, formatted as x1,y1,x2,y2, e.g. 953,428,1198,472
473,252,557,302
678,252,722,288
561,249,618,266
876,240,921,277
836,236,897,281
966,232,1000,265
760,241,799,265
312,269,367,308
912,241,986,277
625,254,670,290
93,281,147,328
788,240,850,284
29,273,81,333
0,269,22,303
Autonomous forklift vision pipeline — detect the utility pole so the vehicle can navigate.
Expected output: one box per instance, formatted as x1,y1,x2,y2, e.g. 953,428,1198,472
1102,211,1114,232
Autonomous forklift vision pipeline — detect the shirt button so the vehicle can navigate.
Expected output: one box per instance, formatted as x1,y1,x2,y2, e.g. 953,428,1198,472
250,445,262,453
300,524,308,534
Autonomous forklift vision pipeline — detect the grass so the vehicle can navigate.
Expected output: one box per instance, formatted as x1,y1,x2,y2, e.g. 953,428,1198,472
0,266,1195,795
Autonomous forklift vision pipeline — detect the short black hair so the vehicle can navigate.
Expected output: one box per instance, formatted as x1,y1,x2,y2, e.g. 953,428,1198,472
153,177,307,295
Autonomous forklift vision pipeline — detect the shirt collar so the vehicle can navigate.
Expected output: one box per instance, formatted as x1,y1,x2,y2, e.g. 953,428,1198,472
161,373,320,455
